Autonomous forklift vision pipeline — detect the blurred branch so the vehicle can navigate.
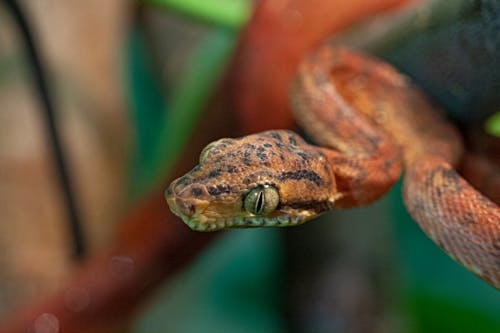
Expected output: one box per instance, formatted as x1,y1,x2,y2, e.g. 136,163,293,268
2,0,86,260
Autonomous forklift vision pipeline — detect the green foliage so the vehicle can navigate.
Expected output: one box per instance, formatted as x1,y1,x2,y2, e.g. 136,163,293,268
485,112,500,137
133,229,285,333
142,0,251,29
125,25,237,197
407,291,500,333
125,27,167,197
147,29,237,190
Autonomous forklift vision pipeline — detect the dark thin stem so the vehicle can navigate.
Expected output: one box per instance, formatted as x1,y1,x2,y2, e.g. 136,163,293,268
3,0,86,260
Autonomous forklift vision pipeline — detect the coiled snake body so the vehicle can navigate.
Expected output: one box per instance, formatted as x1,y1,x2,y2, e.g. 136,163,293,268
166,47,500,289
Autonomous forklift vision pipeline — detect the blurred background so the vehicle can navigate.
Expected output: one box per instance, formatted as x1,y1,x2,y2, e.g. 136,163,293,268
0,0,499,332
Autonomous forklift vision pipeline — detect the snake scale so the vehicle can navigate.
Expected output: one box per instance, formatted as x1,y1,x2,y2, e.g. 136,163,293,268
166,47,500,290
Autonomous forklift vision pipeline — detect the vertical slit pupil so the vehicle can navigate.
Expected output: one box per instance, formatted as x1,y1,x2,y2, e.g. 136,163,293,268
255,190,264,214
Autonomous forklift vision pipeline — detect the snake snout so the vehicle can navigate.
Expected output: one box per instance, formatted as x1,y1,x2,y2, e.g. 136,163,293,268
166,183,211,219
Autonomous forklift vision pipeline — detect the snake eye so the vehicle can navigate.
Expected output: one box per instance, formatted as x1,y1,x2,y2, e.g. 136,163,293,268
199,141,218,164
244,185,279,215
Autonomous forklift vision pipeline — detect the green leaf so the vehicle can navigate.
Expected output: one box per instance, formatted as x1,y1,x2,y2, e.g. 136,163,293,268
142,0,251,29
485,112,500,137
147,29,237,190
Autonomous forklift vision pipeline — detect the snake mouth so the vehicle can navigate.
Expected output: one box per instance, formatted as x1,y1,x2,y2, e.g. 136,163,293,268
177,213,308,232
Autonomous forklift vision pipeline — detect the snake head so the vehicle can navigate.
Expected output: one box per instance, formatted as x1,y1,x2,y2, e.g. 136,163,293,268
166,130,337,231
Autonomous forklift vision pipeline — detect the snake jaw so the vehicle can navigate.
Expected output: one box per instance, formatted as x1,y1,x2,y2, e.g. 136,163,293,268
180,213,309,232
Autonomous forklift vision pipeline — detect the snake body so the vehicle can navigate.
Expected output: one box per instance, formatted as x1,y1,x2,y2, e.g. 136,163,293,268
166,47,500,289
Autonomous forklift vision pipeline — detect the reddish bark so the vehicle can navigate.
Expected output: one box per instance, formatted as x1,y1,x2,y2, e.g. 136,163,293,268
0,0,413,331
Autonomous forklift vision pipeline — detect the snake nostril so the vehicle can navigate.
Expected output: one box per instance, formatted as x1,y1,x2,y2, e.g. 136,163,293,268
175,198,196,217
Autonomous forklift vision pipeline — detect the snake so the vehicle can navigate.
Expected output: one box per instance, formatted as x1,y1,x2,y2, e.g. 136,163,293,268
165,46,500,290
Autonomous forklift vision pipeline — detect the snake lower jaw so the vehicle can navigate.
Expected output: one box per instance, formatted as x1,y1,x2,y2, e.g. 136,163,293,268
178,213,317,232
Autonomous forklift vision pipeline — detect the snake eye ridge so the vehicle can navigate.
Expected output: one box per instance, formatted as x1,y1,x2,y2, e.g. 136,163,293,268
199,141,217,164
244,185,279,216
